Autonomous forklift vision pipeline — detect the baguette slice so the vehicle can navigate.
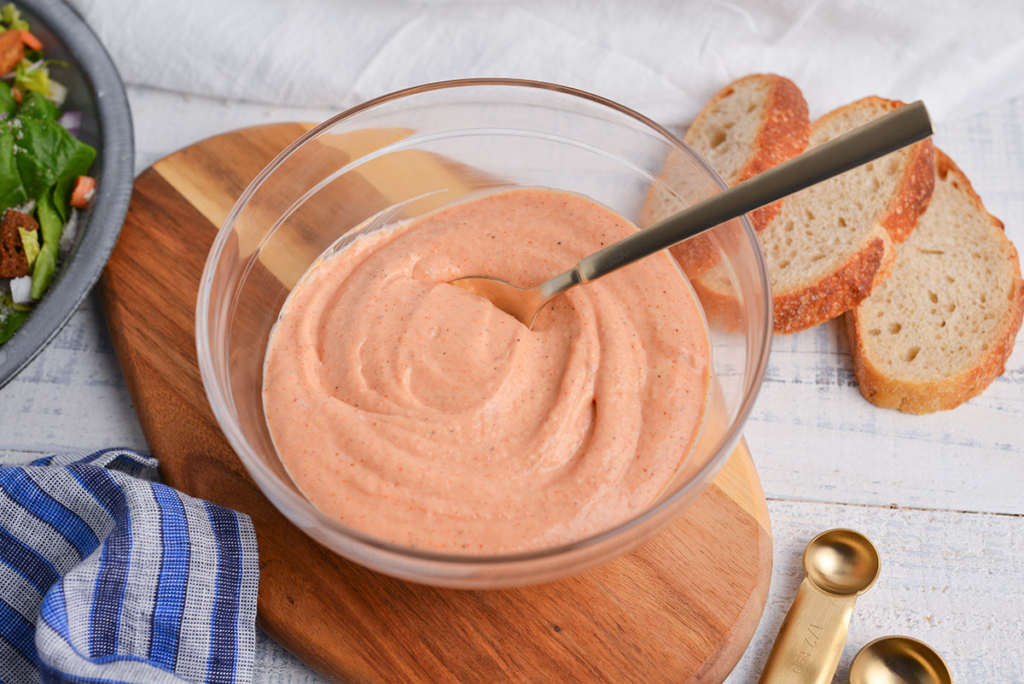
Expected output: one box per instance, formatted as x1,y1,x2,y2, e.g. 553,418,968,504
641,74,809,277
847,150,1024,413
683,74,809,233
764,97,935,334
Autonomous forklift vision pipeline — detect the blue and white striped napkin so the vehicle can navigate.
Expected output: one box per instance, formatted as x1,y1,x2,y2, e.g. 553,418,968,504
0,448,259,684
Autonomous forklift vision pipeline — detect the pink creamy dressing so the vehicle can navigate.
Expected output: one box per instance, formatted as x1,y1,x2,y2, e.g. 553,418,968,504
263,188,711,553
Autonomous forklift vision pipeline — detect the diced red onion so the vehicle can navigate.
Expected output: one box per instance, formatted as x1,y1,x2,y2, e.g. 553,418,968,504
58,110,81,136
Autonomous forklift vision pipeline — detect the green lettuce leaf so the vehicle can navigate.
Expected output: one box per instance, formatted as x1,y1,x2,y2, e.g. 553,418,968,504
13,59,54,98
30,188,60,299
18,225,38,266
0,123,27,210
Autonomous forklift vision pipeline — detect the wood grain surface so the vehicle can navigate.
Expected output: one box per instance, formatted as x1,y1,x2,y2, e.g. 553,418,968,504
95,123,773,684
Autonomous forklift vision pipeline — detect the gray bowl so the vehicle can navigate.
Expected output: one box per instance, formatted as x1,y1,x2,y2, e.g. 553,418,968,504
0,0,133,388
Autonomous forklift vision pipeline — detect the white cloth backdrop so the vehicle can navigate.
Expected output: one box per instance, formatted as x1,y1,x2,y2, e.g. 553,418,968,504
69,0,1024,127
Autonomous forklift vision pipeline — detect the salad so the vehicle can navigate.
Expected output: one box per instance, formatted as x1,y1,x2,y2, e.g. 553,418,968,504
0,3,96,345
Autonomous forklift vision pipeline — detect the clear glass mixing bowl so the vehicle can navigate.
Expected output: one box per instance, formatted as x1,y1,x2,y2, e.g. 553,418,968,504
197,79,772,588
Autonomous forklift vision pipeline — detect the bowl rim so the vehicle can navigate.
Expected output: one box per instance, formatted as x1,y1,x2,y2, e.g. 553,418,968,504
0,0,134,389
197,77,773,564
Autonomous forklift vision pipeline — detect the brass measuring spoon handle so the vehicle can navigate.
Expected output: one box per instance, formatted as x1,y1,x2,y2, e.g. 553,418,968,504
758,529,881,684
757,579,859,684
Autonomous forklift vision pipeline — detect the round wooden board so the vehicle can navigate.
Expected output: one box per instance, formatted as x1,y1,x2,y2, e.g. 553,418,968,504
97,124,772,684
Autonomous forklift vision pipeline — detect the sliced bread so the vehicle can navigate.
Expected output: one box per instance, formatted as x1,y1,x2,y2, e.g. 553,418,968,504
683,74,809,233
846,150,1024,413
641,74,809,278
763,97,935,334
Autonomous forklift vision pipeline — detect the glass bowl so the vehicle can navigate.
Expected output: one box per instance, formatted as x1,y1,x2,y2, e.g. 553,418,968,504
197,79,772,588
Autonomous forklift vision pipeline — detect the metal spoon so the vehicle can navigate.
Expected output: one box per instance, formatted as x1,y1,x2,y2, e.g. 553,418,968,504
850,636,953,684
451,101,933,328
757,529,881,684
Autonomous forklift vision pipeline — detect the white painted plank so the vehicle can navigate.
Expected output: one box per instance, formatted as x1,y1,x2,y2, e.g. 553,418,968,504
746,318,1024,515
127,86,337,174
0,449,51,465
725,499,1024,683
253,636,330,684
0,292,147,454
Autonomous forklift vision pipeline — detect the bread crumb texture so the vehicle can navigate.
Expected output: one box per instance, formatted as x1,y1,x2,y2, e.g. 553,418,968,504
849,150,1024,413
763,97,934,333
684,73,809,233
645,74,809,279
686,76,775,185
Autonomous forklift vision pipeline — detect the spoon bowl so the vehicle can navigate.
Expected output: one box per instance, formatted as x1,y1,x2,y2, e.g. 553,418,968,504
449,274,562,330
850,636,953,684
757,528,881,684
803,528,881,596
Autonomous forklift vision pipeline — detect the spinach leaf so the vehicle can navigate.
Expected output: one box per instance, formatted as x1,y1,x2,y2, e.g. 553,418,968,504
0,82,15,116
13,114,95,219
53,143,95,221
13,141,56,203
18,91,60,120
0,123,27,210
0,309,29,344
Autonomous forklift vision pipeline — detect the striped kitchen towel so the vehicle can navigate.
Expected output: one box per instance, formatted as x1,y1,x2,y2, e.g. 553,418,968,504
0,448,259,684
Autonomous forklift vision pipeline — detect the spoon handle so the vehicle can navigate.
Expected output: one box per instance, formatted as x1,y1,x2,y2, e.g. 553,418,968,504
757,578,858,684
573,100,932,284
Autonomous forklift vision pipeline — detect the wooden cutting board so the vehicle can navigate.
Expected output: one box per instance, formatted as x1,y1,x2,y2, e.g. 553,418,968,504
97,123,772,684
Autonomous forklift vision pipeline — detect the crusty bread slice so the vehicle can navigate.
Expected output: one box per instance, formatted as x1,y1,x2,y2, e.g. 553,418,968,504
640,74,809,278
846,150,1024,413
683,74,809,233
764,97,935,334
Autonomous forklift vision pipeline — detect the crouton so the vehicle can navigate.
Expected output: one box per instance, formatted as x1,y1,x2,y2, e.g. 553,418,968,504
0,209,38,277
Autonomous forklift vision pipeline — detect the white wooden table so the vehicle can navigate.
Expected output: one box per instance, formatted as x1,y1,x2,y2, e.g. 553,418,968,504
2,86,1021,682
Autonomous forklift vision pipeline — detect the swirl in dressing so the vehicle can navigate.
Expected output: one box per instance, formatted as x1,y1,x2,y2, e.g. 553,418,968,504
263,188,710,553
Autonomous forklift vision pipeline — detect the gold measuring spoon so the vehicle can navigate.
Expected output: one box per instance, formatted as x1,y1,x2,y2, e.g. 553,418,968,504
757,529,881,684
451,101,933,328
850,636,953,684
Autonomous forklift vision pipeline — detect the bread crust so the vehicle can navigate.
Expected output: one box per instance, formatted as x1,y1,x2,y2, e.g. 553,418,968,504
848,151,1024,413
774,231,895,335
735,75,810,232
655,74,809,279
771,97,934,334
684,74,809,233
812,96,935,244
